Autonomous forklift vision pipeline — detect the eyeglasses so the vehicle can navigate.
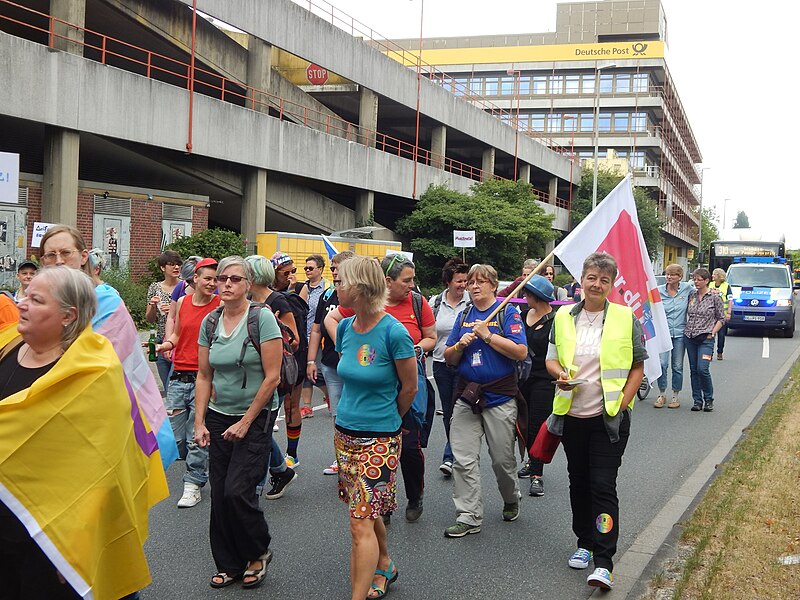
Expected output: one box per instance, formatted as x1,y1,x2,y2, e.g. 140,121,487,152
41,249,77,264
280,267,297,275
468,279,491,287
303,266,317,271
215,275,246,284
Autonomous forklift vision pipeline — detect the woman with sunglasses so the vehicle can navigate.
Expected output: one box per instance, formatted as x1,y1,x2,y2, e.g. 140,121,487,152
542,264,568,301
194,256,284,589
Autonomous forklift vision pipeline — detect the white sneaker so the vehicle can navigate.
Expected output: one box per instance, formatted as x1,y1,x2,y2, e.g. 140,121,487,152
587,567,613,589
323,462,338,475
177,482,201,508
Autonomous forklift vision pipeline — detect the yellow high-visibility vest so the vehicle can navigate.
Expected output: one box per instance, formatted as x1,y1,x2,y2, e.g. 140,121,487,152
709,281,730,312
553,302,634,417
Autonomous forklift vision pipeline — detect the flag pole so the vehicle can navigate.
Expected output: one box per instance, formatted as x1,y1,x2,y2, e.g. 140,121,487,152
480,251,555,325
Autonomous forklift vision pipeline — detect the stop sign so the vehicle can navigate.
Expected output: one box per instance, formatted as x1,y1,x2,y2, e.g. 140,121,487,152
306,63,329,85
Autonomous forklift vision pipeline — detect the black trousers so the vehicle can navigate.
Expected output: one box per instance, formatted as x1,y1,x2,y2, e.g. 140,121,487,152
400,426,424,502
207,408,275,573
561,412,630,572
523,379,555,476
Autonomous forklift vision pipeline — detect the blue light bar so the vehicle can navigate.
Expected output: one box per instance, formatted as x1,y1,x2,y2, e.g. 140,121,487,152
732,256,787,264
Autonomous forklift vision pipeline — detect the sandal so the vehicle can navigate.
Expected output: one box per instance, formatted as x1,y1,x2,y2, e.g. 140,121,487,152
367,560,398,599
242,550,273,589
209,572,241,588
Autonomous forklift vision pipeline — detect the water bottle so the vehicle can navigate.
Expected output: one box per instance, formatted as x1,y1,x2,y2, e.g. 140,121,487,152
147,330,157,362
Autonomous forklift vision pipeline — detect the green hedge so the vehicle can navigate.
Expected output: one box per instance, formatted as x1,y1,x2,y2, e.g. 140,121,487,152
103,267,150,328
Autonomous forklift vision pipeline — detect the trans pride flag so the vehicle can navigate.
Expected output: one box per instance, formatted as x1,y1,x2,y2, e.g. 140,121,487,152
554,175,671,385
94,283,178,468
0,325,169,599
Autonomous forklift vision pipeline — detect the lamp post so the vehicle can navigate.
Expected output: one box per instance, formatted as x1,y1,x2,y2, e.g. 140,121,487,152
698,167,710,265
592,63,617,210
722,198,731,231
507,68,521,181
563,115,577,216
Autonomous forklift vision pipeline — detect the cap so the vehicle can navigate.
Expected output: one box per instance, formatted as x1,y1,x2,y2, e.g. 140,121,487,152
270,252,293,268
17,261,38,272
522,274,555,302
194,257,218,273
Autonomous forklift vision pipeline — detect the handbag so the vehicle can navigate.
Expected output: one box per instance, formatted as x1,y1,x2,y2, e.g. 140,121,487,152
529,419,561,463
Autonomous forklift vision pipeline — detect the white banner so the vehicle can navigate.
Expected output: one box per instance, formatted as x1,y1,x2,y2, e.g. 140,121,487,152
31,222,56,248
453,230,476,248
0,152,20,204
554,175,671,385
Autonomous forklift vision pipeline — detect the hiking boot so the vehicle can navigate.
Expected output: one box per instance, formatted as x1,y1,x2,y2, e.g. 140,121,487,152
177,482,201,508
264,468,297,500
502,501,520,522
529,476,544,497
668,394,681,409
517,461,535,478
654,394,666,408
444,522,481,538
439,461,453,477
568,548,592,569
587,567,613,589
703,401,714,412
406,497,423,522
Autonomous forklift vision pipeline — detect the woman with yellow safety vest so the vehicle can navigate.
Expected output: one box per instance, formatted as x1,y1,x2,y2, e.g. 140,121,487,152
544,252,647,592
709,268,732,360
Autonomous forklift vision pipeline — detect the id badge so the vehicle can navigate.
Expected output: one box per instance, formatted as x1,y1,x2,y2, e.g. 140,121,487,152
471,350,483,367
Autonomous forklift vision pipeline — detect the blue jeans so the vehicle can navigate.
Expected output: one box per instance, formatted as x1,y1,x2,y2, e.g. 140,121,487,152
716,324,727,355
657,335,685,393
165,377,208,486
684,335,714,406
319,362,343,417
433,360,458,464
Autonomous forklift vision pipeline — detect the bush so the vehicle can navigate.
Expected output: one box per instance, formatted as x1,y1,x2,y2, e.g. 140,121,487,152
146,228,247,282
103,267,150,328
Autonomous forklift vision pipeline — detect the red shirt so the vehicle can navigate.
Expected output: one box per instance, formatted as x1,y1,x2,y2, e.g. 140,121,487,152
339,293,434,344
173,295,221,371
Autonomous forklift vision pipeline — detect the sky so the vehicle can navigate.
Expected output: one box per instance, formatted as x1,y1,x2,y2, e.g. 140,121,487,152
292,0,800,247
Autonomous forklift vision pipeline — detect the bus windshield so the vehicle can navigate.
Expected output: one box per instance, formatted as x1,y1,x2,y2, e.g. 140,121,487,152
727,265,791,288
709,241,785,273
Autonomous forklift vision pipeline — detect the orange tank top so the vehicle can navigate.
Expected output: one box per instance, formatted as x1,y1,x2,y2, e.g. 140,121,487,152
173,295,221,371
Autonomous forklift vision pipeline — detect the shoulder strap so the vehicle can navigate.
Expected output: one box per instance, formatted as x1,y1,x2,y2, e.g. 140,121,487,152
323,286,336,302
245,303,263,356
411,290,423,327
204,306,225,348
432,292,444,318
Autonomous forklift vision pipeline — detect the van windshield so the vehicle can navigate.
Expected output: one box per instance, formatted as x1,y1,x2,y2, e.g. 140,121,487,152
728,266,790,288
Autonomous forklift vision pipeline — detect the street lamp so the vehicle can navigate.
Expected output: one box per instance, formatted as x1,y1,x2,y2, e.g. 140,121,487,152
592,62,617,210
507,68,521,181
722,198,732,231
698,167,710,264
564,115,577,216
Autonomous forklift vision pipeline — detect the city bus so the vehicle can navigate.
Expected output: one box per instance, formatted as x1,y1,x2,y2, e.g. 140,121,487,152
709,239,786,274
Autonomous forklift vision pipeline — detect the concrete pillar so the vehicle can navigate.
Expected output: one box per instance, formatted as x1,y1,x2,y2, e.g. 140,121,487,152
242,168,267,253
545,239,556,256
358,87,378,148
481,148,496,181
246,36,273,113
548,176,558,205
42,127,80,227
519,163,531,184
431,125,446,169
355,191,374,227
50,0,85,55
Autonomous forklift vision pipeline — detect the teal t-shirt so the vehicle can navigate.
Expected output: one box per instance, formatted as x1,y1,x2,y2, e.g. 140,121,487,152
198,306,282,416
335,314,415,435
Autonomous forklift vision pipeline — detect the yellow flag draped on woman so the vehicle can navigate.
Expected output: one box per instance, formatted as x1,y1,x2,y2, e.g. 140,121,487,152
0,325,168,600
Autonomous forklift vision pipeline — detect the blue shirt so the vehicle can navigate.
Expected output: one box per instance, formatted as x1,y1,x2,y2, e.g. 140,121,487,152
446,300,527,408
658,281,693,337
335,314,415,435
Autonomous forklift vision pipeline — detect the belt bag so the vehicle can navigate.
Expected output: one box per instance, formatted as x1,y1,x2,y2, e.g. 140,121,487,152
170,371,197,383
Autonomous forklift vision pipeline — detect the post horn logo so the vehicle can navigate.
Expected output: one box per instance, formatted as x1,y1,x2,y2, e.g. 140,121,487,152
631,42,648,55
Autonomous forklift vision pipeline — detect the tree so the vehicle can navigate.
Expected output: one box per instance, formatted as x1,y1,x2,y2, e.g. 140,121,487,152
396,179,556,288
694,206,720,268
733,210,750,229
570,167,663,260
146,227,246,282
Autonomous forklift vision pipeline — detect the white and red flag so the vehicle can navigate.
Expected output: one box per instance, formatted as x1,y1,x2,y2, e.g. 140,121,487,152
553,175,671,385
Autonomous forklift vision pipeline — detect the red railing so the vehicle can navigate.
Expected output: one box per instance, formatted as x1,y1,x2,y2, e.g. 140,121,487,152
0,0,571,210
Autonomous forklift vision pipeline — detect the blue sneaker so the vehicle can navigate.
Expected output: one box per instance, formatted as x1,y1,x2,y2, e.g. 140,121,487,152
587,567,613,589
568,548,592,569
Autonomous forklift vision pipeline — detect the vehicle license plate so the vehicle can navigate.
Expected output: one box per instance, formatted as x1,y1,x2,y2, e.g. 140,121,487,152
743,315,766,322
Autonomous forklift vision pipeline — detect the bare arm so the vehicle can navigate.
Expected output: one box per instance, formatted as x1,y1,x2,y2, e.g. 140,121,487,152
156,296,183,353
193,346,213,448
306,322,322,381
620,361,644,411
394,356,418,417
417,324,436,354
324,307,344,342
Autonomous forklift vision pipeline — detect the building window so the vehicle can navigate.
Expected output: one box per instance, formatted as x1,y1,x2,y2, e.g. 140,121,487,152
531,114,545,132
583,74,596,95
500,76,515,95
598,112,612,132
631,112,648,132
454,78,468,96
563,113,578,132
613,112,629,131
580,113,594,132
549,75,564,94
485,78,499,96
532,75,547,95
518,76,531,95
615,73,631,93
469,78,482,96
633,73,649,92
599,73,613,94
546,113,561,132
565,75,580,94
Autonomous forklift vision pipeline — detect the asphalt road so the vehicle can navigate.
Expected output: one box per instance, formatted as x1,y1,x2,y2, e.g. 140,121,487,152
141,328,799,599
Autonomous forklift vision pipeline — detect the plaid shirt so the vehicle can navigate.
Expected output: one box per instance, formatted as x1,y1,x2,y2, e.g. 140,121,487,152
684,289,724,338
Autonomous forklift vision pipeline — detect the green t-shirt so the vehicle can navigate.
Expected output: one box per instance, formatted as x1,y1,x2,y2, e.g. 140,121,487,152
198,306,282,416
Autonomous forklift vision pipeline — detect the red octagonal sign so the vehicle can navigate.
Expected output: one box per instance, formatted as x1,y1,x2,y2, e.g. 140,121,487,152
306,63,329,85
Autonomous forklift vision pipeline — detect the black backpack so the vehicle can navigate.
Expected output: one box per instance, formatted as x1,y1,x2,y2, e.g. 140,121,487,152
279,291,309,353
204,302,299,397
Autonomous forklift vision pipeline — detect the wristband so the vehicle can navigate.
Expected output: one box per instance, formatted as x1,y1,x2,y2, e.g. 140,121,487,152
307,360,316,364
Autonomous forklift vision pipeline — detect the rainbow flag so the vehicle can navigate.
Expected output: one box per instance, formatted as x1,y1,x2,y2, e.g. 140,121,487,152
94,283,178,468
0,326,169,600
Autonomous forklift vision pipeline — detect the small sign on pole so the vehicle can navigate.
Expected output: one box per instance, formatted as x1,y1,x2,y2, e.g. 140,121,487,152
0,152,20,204
453,230,476,248
31,222,56,248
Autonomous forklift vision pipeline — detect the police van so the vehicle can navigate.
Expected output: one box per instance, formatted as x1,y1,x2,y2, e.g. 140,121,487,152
727,257,797,338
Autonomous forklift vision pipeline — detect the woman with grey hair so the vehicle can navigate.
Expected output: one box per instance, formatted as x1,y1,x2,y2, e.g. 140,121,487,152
709,267,731,360
194,256,284,589
545,252,647,590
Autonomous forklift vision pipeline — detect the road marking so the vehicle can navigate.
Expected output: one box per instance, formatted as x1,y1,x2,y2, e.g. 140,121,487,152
762,337,769,359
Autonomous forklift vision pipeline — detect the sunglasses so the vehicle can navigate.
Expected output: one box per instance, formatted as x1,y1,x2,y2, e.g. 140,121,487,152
215,275,246,284
303,266,318,271
280,267,297,275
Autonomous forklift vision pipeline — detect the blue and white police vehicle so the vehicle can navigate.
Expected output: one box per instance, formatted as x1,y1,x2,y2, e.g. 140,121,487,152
727,257,796,338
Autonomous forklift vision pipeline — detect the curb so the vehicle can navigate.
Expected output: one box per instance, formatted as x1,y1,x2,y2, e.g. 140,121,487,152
600,340,800,599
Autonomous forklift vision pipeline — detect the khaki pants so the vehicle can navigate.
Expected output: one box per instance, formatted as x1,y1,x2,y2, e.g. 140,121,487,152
450,398,520,526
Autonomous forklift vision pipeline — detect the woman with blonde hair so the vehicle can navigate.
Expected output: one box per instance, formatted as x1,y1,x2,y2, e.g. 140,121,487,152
333,256,417,600
654,263,693,408
709,268,732,360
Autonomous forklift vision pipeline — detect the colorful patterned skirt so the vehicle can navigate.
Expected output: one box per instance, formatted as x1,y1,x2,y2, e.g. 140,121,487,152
334,430,401,519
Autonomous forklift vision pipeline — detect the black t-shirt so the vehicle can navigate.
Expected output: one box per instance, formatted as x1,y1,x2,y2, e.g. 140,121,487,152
314,288,341,368
522,309,556,384
264,291,292,321
0,343,59,401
